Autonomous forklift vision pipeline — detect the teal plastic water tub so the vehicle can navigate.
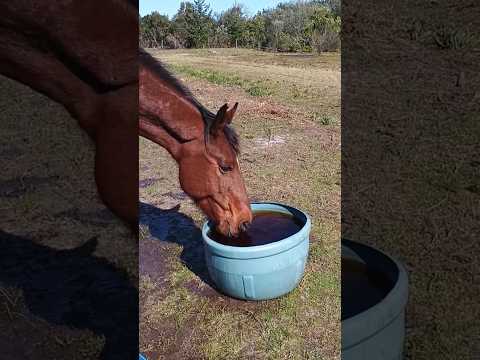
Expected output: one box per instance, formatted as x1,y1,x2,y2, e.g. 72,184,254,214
202,202,311,300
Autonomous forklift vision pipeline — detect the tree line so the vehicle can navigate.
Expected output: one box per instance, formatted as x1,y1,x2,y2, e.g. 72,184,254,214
140,0,341,53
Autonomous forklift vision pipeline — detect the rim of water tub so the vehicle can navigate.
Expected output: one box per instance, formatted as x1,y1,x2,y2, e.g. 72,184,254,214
202,202,311,260
341,239,409,350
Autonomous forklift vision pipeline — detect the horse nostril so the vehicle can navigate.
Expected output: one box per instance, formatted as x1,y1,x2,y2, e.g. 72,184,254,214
240,221,250,232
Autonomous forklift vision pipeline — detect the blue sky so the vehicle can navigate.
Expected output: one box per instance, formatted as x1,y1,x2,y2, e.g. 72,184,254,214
140,0,286,18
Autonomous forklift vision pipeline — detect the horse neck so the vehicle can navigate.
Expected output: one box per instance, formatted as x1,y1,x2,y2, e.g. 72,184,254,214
0,1,138,136
139,64,205,160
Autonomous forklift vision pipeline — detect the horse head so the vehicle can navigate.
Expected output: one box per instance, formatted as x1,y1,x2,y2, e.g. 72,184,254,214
177,102,253,237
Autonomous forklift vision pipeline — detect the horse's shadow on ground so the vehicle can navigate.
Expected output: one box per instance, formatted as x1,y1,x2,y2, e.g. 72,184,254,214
139,201,214,288
0,231,138,360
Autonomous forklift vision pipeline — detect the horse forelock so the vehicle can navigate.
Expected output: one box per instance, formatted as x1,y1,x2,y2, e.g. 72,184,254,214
224,125,240,155
114,0,138,12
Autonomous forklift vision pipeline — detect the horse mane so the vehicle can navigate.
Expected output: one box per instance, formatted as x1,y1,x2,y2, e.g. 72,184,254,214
139,49,240,154
111,0,138,19
127,0,138,8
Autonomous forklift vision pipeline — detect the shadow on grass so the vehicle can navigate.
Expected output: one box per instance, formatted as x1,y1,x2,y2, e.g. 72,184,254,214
0,230,138,360
139,201,214,288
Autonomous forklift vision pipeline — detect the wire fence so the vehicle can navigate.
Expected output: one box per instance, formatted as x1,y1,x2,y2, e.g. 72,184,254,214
141,44,337,55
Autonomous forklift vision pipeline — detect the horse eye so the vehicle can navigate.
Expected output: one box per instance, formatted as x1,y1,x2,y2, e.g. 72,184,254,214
219,164,233,173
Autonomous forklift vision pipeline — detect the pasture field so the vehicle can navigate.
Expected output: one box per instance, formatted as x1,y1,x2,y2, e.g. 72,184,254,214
140,48,341,359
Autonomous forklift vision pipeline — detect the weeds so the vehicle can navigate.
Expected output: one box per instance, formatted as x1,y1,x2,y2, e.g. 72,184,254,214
408,20,478,50
168,64,273,97
312,112,337,125
433,26,477,50
246,83,273,97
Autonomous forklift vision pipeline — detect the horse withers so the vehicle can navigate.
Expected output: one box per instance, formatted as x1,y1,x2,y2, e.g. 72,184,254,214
139,50,253,237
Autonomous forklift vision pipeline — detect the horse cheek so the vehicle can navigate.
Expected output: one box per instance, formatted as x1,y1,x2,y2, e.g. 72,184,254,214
178,158,207,199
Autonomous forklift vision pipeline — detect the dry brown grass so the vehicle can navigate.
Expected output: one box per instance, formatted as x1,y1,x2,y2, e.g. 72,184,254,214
149,48,341,120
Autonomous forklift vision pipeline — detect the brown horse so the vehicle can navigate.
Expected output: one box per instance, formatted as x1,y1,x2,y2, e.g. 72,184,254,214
0,1,138,227
139,50,253,237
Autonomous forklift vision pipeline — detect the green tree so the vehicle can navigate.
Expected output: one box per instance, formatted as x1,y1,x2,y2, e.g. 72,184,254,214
244,15,266,49
184,0,213,48
140,12,170,48
171,1,214,48
171,2,192,47
261,1,319,52
219,5,247,48
325,0,341,17
306,6,341,52
211,24,230,48
140,0,341,52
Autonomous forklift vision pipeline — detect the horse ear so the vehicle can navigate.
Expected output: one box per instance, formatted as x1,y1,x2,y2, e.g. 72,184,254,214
211,103,238,135
225,102,238,124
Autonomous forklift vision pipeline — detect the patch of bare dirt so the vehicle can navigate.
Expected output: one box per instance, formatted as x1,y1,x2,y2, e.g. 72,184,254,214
253,135,287,149
187,79,308,123
182,278,273,312
140,240,171,287
304,126,341,152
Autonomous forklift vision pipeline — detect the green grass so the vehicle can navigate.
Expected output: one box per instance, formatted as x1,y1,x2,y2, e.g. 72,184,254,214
312,112,338,126
200,311,251,360
168,261,196,287
246,83,273,97
143,286,203,329
168,63,273,97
